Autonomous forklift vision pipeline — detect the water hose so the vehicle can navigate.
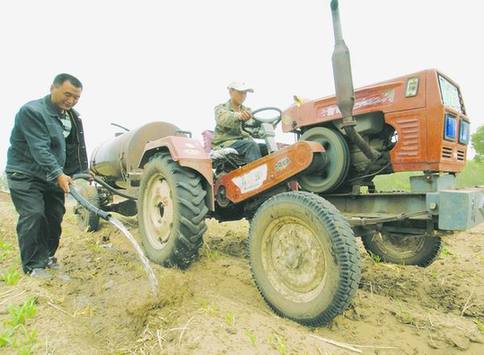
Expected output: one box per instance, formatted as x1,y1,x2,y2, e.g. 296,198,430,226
70,172,136,220
70,185,111,221
72,173,137,200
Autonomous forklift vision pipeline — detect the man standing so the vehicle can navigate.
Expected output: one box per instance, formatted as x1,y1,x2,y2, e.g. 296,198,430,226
212,81,262,163
6,74,88,278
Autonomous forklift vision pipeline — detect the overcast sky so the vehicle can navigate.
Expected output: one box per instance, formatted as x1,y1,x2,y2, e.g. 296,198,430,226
1,0,483,170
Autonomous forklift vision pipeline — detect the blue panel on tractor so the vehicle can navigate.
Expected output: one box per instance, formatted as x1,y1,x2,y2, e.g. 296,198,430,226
444,114,457,141
459,120,470,145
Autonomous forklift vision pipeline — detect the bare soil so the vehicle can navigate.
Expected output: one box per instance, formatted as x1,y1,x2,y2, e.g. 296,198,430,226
1,191,483,354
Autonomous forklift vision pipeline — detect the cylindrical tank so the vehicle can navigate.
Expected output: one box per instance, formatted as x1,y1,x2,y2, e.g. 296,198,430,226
91,121,180,188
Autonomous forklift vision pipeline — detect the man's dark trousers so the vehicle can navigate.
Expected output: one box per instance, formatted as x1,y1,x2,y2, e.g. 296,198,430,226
231,139,262,163
7,172,65,273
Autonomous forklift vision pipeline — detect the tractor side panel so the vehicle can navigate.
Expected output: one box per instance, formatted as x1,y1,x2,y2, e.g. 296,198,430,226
281,71,427,131
215,141,324,204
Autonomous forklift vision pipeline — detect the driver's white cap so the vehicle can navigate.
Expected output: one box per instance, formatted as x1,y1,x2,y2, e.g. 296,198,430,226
227,81,254,93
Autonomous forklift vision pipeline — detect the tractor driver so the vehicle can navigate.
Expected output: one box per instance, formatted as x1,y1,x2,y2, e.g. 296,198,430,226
211,81,262,164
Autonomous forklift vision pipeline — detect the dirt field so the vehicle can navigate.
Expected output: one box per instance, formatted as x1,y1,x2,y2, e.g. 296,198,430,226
1,191,483,354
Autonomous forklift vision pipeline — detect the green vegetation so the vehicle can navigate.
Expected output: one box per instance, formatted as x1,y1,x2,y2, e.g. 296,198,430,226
1,266,21,286
0,240,13,262
474,319,484,334
269,333,287,355
7,297,37,328
224,312,235,327
368,250,382,264
440,245,453,257
471,125,484,161
374,160,484,192
397,301,415,325
245,329,257,346
455,160,484,187
0,297,38,354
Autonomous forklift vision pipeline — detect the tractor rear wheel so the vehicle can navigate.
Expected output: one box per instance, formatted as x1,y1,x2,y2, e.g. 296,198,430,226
74,181,100,232
361,231,442,267
249,191,361,326
138,152,208,268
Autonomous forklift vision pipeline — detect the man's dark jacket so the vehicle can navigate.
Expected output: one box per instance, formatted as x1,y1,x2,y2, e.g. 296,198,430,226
6,95,88,181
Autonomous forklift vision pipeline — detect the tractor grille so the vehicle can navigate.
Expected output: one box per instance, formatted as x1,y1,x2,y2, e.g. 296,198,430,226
442,146,453,159
457,149,465,161
396,118,419,158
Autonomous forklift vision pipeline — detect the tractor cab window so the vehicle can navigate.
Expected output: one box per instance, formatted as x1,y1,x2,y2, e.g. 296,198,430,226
438,74,464,114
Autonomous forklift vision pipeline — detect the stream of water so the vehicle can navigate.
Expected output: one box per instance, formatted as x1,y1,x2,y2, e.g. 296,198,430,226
108,217,159,296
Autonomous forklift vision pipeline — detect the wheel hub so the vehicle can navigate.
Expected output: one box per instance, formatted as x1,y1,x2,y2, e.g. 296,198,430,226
143,175,174,250
261,217,327,303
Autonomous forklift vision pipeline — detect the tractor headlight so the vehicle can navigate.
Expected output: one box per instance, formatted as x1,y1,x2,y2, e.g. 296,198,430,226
405,77,419,97
459,120,470,145
444,114,457,141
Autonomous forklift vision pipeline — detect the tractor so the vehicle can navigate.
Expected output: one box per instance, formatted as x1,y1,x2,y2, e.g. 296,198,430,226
74,0,484,326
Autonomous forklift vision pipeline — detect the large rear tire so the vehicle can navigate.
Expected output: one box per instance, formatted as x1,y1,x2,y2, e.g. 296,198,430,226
361,231,442,267
249,191,361,326
138,152,208,269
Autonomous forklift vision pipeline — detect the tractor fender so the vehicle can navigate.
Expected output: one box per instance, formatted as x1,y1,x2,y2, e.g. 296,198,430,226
139,136,215,210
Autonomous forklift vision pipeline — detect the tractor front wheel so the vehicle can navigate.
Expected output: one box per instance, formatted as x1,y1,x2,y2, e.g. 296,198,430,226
249,191,361,326
361,231,442,267
138,152,208,268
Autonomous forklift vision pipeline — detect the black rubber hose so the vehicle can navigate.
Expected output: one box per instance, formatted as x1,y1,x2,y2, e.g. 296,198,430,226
70,186,111,221
72,173,138,200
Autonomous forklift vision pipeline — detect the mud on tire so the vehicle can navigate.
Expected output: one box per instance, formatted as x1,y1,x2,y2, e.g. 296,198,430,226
138,152,208,269
249,191,361,326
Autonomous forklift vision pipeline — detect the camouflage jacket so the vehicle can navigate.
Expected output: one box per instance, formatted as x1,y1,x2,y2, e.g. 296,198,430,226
211,100,252,148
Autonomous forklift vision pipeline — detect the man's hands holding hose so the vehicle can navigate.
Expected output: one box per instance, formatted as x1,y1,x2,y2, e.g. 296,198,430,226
57,174,72,193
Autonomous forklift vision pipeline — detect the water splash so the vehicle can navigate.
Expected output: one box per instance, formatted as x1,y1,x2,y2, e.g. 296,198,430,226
108,217,159,296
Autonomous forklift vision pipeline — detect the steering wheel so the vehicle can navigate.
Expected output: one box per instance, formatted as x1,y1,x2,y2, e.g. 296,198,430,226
242,107,282,136
251,107,282,125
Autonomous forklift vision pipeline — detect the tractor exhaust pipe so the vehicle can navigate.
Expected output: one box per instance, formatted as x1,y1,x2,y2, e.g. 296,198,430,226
330,0,379,161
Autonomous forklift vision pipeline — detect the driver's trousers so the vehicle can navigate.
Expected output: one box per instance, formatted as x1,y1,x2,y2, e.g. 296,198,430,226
231,139,262,164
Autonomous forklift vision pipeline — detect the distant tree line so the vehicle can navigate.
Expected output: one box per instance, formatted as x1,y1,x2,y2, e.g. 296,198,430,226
472,125,484,162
